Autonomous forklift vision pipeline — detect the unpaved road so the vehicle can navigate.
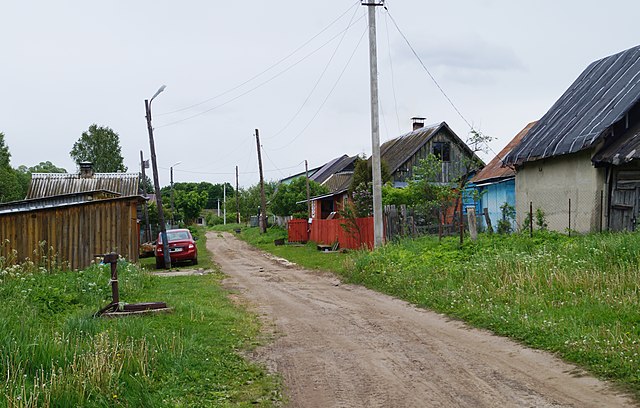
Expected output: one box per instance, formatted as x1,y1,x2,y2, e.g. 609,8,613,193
207,232,636,408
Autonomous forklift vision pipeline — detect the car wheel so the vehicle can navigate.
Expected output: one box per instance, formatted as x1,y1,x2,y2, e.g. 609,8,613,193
192,257,198,266
156,257,165,269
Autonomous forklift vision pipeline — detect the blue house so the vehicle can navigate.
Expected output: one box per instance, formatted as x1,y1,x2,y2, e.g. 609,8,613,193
471,122,536,231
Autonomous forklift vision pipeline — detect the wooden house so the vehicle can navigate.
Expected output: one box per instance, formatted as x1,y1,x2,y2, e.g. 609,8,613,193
0,163,144,269
471,122,536,230
504,45,640,232
380,119,483,187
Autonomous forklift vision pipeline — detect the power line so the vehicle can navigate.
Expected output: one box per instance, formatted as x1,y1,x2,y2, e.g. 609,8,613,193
156,1,361,117
161,162,305,176
384,7,472,130
156,14,366,129
383,11,401,134
264,5,361,141
268,23,368,151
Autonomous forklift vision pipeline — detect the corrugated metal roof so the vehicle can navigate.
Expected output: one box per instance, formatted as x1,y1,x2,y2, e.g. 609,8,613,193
472,121,536,183
505,45,640,165
0,190,132,215
310,155,357,184
27,172,140,199
592,120,640,165
321,172,353,193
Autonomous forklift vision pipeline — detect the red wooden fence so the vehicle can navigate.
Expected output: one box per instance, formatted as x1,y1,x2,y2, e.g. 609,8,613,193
287,219,309,243
310,217,374,250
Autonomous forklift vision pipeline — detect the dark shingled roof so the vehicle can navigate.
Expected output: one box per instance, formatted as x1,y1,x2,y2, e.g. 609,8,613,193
505,45,640,165
472,121,536,184
310,155,357,184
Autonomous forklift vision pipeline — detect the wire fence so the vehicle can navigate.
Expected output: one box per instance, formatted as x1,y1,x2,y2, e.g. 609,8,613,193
384,190,610,242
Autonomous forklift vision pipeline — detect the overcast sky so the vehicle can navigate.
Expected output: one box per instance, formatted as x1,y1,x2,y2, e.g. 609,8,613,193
2,1,639,188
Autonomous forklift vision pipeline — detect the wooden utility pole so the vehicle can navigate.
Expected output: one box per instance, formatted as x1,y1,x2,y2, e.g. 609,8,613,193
364,0,385,248
256,129,268,233
305,160,311,220
236,166,240,224
145,85,171,270
223,183,227,225
140,150,151,243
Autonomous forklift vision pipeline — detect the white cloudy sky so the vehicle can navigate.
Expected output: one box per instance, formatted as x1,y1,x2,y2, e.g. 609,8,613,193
1,1,639,187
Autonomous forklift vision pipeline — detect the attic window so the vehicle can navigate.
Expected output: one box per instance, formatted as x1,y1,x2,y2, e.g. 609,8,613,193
432,142,450,162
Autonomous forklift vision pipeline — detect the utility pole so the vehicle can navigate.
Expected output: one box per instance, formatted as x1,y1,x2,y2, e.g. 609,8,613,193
223,183,227,225
140,150,151,243
305,160,311,220
236,165,240,224
170,166,175,227
364,0,385,248
145,85,171,269
256,129,268,233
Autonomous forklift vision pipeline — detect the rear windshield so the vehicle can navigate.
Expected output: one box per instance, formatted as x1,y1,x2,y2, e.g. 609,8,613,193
166,231,190,241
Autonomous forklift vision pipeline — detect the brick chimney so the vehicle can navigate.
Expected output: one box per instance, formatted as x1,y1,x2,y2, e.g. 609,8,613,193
411,117,426,131
79,162,94,178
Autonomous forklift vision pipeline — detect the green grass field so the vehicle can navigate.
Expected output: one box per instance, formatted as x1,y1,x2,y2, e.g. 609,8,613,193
224,224,640,398
0,235,281,407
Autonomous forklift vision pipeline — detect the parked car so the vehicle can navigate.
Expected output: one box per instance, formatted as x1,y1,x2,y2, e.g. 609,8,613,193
155,228,198,268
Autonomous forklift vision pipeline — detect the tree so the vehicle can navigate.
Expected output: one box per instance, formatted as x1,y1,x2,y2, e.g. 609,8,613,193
174,190,208,224
270,177,328,217
70,124,127,172
238,182,277,222
0,132,10,168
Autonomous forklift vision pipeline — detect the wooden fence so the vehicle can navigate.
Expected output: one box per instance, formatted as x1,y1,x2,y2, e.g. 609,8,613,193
0,196,142,270
309,217,374,250
287,219,309,243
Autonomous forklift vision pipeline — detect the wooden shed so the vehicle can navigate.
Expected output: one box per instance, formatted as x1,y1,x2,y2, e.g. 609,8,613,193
0,191,143,270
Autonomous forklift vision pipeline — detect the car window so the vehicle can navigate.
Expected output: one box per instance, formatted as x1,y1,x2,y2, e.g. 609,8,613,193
167,231,190,241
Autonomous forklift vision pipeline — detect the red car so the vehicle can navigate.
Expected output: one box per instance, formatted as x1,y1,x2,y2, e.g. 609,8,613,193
155,228,198,268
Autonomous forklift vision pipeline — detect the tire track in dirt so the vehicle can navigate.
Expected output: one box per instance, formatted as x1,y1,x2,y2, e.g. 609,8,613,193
207,231,636,408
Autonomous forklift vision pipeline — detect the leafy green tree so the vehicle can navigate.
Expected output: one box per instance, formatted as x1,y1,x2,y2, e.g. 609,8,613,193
270,177,328,217
162,182,234,209
27,161,67,173
174,190,208,224
0,132,10,169
70,124,127,172
238,182,277,222
348,156,391,194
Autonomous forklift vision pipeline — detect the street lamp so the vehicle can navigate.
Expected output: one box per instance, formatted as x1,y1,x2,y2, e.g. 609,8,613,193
170,161,182,227
145,84,172,270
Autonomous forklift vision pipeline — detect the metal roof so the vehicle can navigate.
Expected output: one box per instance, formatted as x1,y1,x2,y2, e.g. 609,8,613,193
310,155,357,184
321,172,353,193
472,121,536,183
505,45,640,165
592,120,640,165
0,191,138,215
27,172,140,199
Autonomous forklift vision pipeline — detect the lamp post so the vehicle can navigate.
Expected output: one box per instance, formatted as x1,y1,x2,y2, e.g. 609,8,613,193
145,85,172,269
170,161,182,227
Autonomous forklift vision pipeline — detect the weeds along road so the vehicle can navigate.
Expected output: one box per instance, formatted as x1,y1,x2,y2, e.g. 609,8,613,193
207,232,635,408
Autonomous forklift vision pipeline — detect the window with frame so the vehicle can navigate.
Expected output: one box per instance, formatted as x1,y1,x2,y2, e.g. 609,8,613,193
432,142,451,162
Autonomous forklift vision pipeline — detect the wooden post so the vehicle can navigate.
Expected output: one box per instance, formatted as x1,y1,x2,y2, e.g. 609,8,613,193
140,150,151,243
305,160,311,220
483,208,493,233
568,198,571,236
467,207,477,241
600,190,604,232
236,166,240,224
529,201,533,237
256,129,268,233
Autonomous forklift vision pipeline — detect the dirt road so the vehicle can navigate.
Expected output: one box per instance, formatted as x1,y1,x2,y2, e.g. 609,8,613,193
207,232,635,408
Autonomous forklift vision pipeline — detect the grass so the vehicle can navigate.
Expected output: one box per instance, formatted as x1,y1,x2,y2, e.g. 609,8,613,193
227,225,640,398
0,237,281,407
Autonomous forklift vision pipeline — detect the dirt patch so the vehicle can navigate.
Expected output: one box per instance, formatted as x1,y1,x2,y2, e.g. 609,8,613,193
207,231,636,408
149,268,212,277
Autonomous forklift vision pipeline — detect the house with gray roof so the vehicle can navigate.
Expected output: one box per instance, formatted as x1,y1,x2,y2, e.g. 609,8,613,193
504,44,640,232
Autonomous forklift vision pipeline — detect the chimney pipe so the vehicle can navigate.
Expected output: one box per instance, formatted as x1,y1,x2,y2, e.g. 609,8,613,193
411,116,426,131
79,162,94,178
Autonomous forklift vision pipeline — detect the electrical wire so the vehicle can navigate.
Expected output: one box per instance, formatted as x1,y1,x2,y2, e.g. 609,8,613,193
260,145,288,179
384,7,472,130
268,23,368,151
156,1,361,117
383,11,401,134
156,14,366,129
264,5,361,141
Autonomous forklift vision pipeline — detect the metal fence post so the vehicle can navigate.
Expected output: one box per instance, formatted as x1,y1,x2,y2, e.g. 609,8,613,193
529,202,533,237
568,198,571,236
